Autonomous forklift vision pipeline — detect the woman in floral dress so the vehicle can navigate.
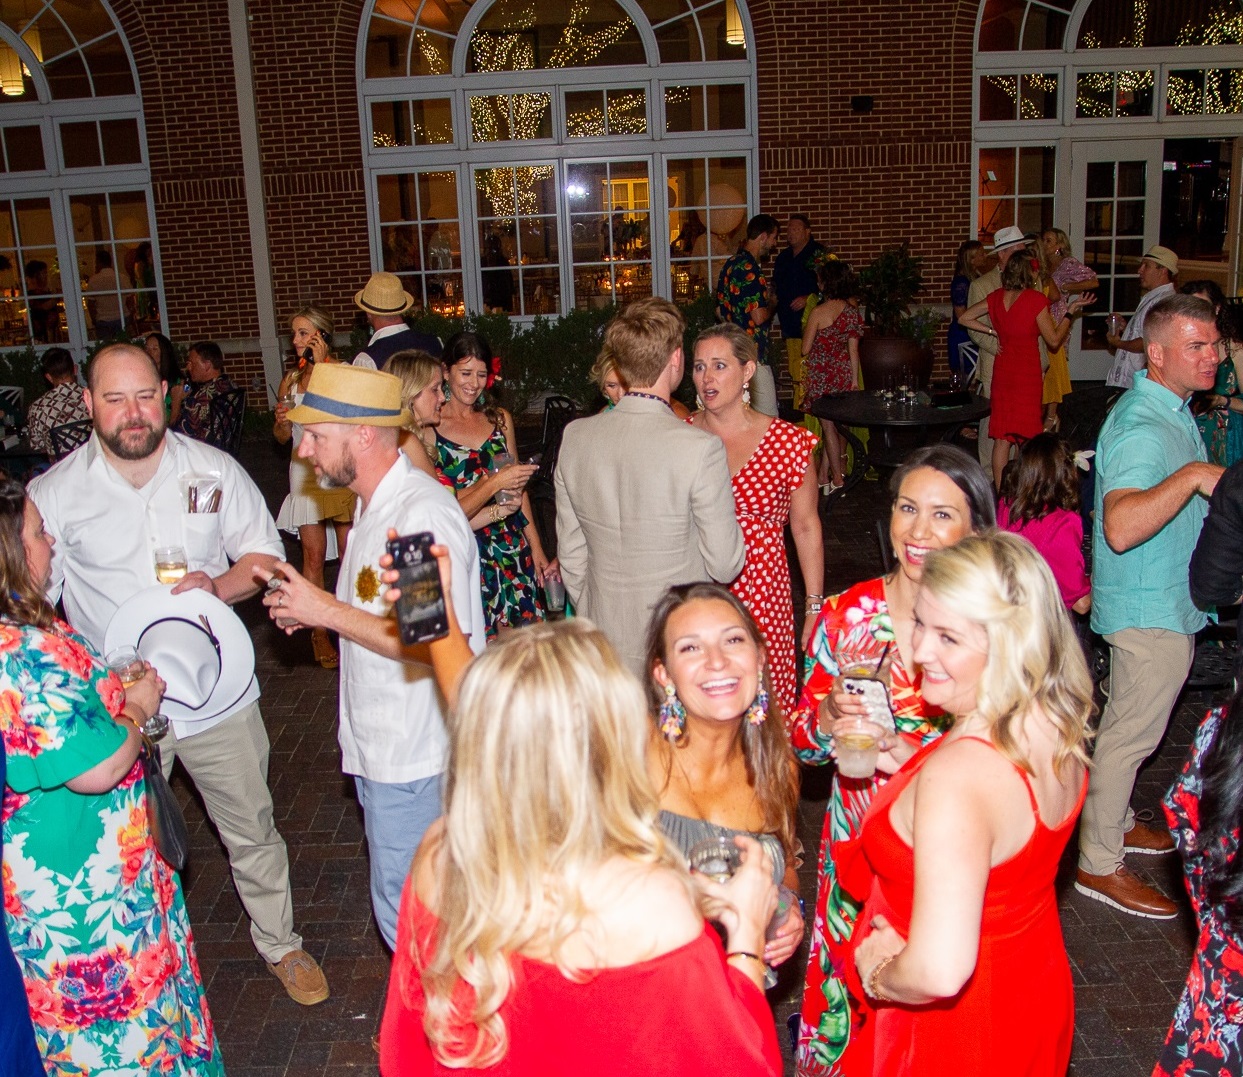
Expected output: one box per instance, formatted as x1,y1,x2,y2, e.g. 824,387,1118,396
788,446,994,1077
435,331,553,639
688,323,822,715
0,479,221,1075
801,261,863,491
1155,690,1243,1076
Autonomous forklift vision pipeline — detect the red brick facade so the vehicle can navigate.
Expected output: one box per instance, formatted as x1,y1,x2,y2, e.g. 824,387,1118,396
113,0,979,394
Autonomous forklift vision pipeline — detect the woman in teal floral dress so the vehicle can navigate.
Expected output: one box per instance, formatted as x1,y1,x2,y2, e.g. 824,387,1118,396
0,479,221,1075
435,332,554,639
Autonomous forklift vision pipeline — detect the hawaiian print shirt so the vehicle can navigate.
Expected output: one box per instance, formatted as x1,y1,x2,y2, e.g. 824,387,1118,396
715,250,771,363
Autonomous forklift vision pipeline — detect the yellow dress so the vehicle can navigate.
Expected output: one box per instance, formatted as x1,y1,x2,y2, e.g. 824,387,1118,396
1042,278,1072,406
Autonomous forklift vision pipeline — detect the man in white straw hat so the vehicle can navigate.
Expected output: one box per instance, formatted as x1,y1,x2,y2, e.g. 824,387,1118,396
351,271,442,371
1104,244,1179,389
965,224,1029,472
28,342,331,1006
260,362,485,950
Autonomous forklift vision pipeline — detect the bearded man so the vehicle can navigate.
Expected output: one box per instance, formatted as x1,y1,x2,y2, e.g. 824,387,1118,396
28,343,331,1005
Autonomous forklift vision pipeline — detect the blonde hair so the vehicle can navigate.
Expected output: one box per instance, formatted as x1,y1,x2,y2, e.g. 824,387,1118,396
590,346,625,393
920,532,1093,777
603,296,684,389
386,349,443,430
289,305,334,339
415,620,688,1067
693,322,758,368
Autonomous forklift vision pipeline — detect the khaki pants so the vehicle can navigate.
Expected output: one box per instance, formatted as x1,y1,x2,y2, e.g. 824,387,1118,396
1078,628,1194,876
160,701,301,963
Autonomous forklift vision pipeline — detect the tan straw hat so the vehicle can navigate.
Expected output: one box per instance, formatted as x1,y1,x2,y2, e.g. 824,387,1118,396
354,271,415,316
286,362,412,427
1141,245,1179,276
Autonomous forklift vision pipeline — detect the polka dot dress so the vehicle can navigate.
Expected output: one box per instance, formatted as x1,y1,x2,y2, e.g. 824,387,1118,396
729,419,819,715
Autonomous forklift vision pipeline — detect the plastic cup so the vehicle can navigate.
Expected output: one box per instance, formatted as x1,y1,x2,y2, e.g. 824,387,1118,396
833,718,884,779
544,575,566,617
491,452,519,506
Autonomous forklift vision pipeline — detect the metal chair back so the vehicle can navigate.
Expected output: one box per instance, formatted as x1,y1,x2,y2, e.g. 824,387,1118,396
207,387,247,457
48,418,93,459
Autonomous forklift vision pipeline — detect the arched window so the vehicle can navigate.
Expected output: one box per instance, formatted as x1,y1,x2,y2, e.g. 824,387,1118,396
0,0,160,352
358,0,757,317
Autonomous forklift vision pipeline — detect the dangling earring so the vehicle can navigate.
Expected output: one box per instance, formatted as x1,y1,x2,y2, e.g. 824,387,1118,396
742,381,752,408
659,682,686,739
695,392,704,410
442,382,450,401
745,682,769,726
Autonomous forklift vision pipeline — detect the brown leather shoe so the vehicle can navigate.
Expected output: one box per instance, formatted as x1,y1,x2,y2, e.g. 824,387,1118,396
268,949,330,1005
1074,866,1177,919
1124,820,1175,855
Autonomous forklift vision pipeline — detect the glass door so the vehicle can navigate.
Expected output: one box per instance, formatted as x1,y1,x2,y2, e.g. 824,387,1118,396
1069,139,1162,380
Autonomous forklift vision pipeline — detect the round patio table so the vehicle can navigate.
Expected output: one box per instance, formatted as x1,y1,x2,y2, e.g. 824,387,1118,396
808,390,991,502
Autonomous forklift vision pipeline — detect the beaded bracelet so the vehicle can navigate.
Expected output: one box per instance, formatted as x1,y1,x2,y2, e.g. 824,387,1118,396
866,954,896,1002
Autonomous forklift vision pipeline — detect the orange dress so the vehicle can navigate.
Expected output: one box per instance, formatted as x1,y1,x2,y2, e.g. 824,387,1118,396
838,736,1085,1077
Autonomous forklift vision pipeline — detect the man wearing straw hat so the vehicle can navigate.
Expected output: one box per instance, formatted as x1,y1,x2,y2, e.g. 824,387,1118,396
261,362,485,950
351,271,442,371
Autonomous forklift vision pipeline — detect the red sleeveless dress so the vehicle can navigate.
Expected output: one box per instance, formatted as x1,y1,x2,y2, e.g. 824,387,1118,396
838,736,1085,1077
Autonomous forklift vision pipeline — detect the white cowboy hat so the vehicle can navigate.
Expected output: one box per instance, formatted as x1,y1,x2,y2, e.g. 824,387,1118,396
104,586,256,723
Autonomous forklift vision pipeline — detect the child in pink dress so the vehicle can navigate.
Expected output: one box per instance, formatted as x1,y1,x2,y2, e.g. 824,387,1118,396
998,433,1091,613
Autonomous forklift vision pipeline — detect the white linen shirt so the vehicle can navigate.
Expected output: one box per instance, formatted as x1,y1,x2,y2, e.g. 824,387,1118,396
1106,282,1175,388
28,431,284,738
336,453,485,783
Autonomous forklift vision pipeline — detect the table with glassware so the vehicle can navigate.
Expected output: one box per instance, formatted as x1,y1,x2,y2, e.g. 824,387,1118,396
808,389,991,502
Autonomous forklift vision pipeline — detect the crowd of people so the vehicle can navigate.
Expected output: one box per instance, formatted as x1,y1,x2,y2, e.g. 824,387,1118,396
0,243,1236,1077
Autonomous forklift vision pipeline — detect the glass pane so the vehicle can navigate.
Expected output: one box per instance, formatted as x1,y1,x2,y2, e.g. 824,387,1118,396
656,15,700,63
26,10,75,67
1081,238,1114,272
417,171,459,226
17,198,54,247
382,224,421,271
977,0,1020,51
0,201,15,248
1020,73,1058,119
1017,145,1055,194
47,1,114,42
1115,198,1145,236
377,174,418,222
665,84,703,132
469,93,552,142
0,42,33,101
565,89,606,137
1167,69,1205,115
1205,68,1243,114
1078,2,1243,49
81,245,126,339
468,0,644,71
980,75,1016,121
44,51,90,99
60,121,100,168
697,1,747,61
481,263,519,314
82,35,134,96
427,272,464,316
605,87,647,134
1016,196,1052,234
518,216,557,264
100,118,141,165
979,146,1016,192
704,84,744,129
1021,6,1066,50
23,244,64,344
1,124,41,171
1116,70,1154,117
110,192,150,246
372,101,412,147
1076,71,1114,118
521,267,560,315
1117,160,1146,198
978,197,1015,235
1085,160,1114,200
1084,201,1113,237
412,97,454,142
366,18,413,79
424,220,460,271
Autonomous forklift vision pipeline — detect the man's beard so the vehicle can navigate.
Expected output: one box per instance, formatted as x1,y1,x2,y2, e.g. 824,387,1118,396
316,445,356,489
98,419,164,461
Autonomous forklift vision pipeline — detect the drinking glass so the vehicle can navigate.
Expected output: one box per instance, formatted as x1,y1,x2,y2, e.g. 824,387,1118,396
106,647,170,739
832,717,884,779
544,575,566,619
763,884,799,989
688,835,742,883
154,545,187,584
491,451,520,506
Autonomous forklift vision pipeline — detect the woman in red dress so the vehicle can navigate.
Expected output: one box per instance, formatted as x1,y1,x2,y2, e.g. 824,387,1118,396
842,533,1093,1076
689,323,823,714
960,255,1092,487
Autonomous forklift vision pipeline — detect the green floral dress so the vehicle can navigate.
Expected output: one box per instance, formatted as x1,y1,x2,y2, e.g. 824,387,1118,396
1,620,222,1076
435,427,543,638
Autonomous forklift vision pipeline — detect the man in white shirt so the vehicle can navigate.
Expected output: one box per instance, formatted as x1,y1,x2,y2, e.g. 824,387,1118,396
1105,245,1178,389
28,343,330,1006
351,272,441,371
259,363,484,949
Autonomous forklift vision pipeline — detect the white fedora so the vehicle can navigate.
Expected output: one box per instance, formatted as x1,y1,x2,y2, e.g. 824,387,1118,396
104,587,256,723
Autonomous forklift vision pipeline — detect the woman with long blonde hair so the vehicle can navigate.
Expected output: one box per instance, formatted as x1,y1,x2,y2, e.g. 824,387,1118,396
845,532,1092,1075
378,582,783,1076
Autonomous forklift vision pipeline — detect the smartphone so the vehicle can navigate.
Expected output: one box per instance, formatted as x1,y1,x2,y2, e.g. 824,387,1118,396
385,531,448,645
841,677,895,732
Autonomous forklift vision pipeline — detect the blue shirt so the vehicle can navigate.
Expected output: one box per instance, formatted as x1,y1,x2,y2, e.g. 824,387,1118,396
1091,371,1210,636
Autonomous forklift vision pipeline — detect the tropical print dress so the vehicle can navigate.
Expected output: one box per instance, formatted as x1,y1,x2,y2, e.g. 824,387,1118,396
787,578,946,1077
435,427,542,638
1,619,221,1076
1155,708,1243,1076
1195,342,1243,468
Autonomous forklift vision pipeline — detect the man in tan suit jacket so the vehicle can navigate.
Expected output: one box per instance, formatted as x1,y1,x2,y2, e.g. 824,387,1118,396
555,297,745,675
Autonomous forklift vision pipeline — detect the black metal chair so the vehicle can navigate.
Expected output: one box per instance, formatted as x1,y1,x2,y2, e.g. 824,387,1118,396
206,387,246,457
48,418,93,459
528,395,578,558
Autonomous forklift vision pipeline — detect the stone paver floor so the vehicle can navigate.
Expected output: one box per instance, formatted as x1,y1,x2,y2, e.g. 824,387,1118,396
189,434,1210,1075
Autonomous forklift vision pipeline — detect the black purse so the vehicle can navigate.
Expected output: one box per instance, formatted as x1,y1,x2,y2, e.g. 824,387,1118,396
139,735,189,871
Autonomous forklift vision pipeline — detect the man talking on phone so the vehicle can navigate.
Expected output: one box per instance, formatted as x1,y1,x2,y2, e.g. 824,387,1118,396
261,363,484,950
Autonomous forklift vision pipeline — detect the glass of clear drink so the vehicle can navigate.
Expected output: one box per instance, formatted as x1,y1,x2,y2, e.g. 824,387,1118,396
688,835,742,883
762,884,799,989
106,647,169,739
154,546,187,584
491,452,519,506
832,717,884,779
544,575,566,619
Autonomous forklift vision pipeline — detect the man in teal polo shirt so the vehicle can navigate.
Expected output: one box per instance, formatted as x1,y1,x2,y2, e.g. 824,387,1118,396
1075,293,1224,918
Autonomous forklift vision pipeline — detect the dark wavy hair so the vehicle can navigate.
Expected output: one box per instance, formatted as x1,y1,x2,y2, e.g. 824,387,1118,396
442,330,503,428
999,433,1079,524
816,259,857,301
644,582,799,860
1180,279,1240,342
889,443,997,532
143,332,180,385
0,476,56,630
1192,684,1243,935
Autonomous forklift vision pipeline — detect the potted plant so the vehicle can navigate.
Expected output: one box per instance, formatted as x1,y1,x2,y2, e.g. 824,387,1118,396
855,242,935,390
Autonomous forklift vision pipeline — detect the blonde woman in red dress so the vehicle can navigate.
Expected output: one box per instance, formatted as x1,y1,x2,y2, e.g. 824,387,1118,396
688,323,823,715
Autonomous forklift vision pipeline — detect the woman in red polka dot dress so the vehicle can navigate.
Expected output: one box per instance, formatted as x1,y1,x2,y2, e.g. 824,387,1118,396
689,323,824,714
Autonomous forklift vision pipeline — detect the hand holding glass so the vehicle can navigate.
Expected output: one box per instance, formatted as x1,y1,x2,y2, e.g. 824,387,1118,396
106,648,169,739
